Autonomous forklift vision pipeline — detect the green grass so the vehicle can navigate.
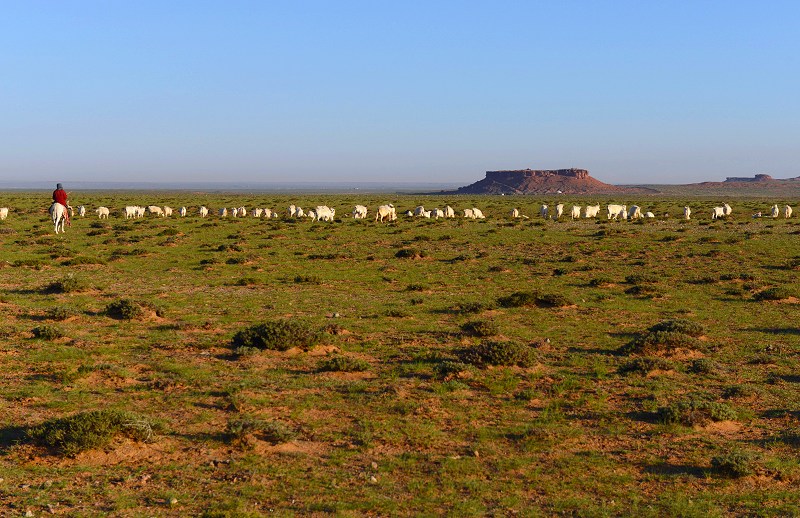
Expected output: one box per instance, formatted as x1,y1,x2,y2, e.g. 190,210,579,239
0,191,799,515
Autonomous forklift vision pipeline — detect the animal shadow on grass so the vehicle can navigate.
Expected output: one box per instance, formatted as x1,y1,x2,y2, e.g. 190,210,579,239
642,462,707,478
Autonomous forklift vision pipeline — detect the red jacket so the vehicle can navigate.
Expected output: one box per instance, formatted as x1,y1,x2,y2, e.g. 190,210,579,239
53,189,68,206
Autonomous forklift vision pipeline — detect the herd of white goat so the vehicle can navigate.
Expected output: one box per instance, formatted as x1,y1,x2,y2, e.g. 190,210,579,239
0,202,795,226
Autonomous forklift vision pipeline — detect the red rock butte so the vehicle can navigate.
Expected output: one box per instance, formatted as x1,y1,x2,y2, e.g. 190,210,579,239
446,168,656,195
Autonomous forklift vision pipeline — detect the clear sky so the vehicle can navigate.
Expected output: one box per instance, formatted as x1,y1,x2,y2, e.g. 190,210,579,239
1,1,798,185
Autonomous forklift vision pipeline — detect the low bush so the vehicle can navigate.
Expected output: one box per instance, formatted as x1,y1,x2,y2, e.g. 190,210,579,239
395,248,426,259
317,355,370,372
46,306,77,321
460,341,537,368
234,277,260,286
498,291,539,308
754,286,794,301
230,319,323,352
625,273,659,284
648,319,706,337
63,256,106,266
461,319,499,337
453,301,496,314
105,299,145,320
44,274,87,294
27,409,155,455
621,319,706,354
689,358,721,375
32,325,64,340
622,330,701,354
498,291,573,308
433,361,473,379
658,398,737,426
385,308,410,318
536,293,573,308
226,417,296,446
711,451,757,478
722,385,758,399
294,275,321,284
588,276,613,287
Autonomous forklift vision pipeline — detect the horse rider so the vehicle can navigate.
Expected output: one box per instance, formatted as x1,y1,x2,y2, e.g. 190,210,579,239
52,183,70,226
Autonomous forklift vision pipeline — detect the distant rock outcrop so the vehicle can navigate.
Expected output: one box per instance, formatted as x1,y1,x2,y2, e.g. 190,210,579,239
724,174,774,182
443,168,657,195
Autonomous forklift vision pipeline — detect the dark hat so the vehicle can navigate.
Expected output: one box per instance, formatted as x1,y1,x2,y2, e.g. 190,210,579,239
56,183,63,189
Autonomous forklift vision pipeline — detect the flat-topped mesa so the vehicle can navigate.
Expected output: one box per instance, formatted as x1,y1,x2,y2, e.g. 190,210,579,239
724,174,774,182
486,168,590,180
444,167,657,195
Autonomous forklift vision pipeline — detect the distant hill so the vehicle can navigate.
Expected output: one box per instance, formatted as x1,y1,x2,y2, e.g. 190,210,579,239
440,169,658,195
635,174,800,197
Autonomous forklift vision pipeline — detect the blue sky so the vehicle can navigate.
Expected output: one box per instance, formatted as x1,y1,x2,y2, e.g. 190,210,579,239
1,1,798,185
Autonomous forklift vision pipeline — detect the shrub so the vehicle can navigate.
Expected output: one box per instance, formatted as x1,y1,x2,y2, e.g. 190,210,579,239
44,274,87,294
405,283,427,291
754,286,794,301
234,277,260,286
535,293,573,308
498,291,539,308
648,319,705,337
27,410,155,455
461,319,499,337
460,341,537,368
385,308,410,318
453,301,496,314
689,358,720,375
294,275,321,284
722,385,758,399
588,276,613,287
498,290,573,308
230,319,323,352
63,256,106,266
46,306,77,321
105,299,145,320
711,451,756,478
433,361,473,379
658,399,737,426
395,248,426,259
623,330,700,354
622,319,706,354
226,417,296,446
261,420,298,444
624,284,663,297
32,325,64,340
317,355,370,372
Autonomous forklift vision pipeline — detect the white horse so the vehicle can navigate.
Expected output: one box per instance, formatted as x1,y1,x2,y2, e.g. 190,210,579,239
49,203,68,234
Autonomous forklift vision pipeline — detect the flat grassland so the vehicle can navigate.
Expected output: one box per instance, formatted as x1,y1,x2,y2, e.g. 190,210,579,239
0,192,798,516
